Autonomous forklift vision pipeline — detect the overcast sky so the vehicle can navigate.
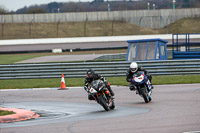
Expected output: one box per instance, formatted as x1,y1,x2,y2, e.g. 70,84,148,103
0,0,92,11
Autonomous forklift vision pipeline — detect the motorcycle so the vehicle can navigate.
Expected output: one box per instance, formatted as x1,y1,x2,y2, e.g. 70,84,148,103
129,71,152,103
89,80,115,111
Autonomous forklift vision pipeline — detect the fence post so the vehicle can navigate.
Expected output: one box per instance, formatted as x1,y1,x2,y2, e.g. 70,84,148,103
139,16,143,35
57,19,61,38
193,15,198,33
1,23,3,39
112,19,114,36
29,19,33,38
2,20,6,39
84,13,88,37
166,16,171,34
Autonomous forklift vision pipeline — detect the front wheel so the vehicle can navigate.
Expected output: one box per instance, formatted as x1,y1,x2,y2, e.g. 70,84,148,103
140,87,149,103
143,93,149,103
98,94,110,111
110,101,115,110
149,96,152,102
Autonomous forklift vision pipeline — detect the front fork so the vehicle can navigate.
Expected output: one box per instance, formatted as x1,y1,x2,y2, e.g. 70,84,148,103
146,80,152,98
96,91,110,104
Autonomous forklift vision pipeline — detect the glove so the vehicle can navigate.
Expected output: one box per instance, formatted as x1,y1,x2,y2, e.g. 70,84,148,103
84,86,89,92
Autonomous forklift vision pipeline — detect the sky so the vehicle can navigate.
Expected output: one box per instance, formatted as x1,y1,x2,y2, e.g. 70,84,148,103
0,0,91,11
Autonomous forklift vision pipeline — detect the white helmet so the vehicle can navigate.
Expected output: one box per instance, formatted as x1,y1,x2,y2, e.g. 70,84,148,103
130,62,138,73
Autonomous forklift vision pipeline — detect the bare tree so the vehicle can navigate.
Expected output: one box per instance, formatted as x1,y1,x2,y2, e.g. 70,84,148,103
0,6,9,14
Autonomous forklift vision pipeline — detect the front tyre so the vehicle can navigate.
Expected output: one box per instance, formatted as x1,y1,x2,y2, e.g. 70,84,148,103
143,93,149,103
98,94,110,111
149,97,152,102
110,101,115,110
140,87,149,103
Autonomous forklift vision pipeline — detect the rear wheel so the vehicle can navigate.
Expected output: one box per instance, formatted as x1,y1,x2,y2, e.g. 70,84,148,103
98,94,110,111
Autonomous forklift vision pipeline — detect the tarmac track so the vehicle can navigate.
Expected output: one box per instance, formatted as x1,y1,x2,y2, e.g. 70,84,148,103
0,84,200,133
0,39,200,52
0,41,127,52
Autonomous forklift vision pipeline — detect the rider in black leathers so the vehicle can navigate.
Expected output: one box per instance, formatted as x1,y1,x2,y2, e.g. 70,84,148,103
84,69,115,100
126,62,153,91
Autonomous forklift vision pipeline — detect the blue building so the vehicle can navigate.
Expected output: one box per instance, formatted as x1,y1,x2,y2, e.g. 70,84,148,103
126,39,168,61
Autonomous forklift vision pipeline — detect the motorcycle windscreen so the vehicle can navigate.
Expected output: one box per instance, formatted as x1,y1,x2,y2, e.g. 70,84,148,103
134,71,145,77
91,80,102,90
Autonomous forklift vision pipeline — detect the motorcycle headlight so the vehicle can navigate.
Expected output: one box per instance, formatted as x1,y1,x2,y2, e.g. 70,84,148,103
90,87,94,92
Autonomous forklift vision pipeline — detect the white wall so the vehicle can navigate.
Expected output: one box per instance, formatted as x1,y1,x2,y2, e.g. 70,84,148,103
1,8,200,29
1,34,200,46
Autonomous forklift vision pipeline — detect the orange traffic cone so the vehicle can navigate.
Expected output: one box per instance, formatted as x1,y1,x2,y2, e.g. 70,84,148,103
58,73,68,90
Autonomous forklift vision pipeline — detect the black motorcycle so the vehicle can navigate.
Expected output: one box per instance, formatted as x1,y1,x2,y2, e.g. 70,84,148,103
89,80,115,111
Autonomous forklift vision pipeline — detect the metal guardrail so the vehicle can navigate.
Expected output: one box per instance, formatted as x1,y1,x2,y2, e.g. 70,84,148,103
0,59,200,80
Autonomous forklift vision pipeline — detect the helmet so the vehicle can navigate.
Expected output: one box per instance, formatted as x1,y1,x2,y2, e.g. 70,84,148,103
87,69,95,78
130,62,138,73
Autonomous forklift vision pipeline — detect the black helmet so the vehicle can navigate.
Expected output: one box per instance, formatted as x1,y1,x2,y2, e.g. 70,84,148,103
87,69,95,78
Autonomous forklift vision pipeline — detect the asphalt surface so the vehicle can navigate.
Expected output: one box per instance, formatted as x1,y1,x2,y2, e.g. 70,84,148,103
0,41,127,52
16,54,108,63
0,84,200,133
0,38,200,52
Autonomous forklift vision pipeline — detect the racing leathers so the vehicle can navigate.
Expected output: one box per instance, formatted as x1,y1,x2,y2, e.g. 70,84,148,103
126,66,153,91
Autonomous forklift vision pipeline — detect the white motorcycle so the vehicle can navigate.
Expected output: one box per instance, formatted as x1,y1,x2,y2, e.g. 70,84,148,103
129,71,152,103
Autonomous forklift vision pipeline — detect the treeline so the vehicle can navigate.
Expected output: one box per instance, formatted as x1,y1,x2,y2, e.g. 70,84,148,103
1,0,200,14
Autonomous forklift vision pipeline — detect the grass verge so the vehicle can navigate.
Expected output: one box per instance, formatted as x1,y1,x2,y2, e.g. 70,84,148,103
0,18,200,40
0,75,200,89
0,110,15,116
0,49,127,64
0,54,49,64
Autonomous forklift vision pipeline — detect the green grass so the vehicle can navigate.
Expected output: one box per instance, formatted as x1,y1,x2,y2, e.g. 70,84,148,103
0,110,15,116
0,78,83,89
0,54,49,64
152,75,200,85
0,49,127,64
0,75,200,89
108,75,200,85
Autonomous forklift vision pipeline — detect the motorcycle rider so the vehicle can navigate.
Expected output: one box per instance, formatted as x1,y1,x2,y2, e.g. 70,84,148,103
126,62,153,91
84,68,115,100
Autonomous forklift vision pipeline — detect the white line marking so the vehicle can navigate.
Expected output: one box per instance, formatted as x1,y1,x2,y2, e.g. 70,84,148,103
183,131,200,133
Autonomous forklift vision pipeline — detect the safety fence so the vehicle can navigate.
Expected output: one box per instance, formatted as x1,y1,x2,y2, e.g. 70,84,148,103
0,59,200,80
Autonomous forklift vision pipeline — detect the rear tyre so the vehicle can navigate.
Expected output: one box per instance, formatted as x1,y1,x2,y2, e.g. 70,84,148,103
98,94,110,111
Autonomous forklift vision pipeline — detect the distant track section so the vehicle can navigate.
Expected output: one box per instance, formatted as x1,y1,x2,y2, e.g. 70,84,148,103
0,34,199,54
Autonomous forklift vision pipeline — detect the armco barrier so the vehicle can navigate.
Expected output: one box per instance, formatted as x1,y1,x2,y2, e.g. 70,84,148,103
0,59,200,80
